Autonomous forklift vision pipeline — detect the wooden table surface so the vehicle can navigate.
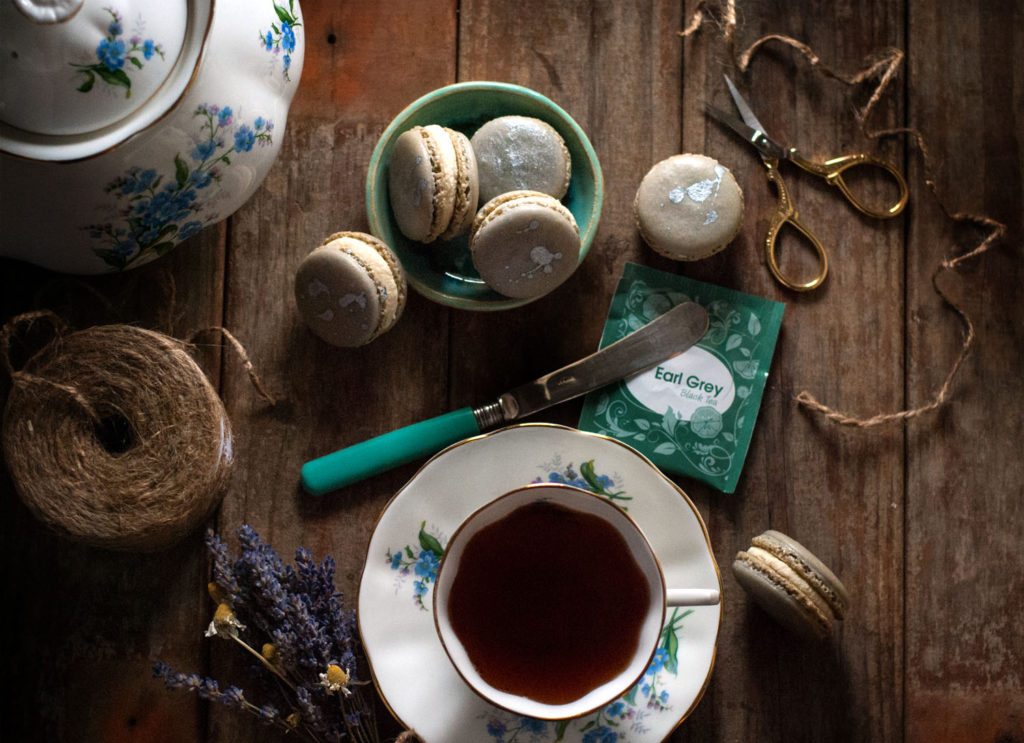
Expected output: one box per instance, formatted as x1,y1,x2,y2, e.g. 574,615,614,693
2,1,1022,741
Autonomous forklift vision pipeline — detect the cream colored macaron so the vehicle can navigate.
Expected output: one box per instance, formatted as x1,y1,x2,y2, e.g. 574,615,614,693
388,125,478,243
732,529,849,640
294,232,407,347
469,190,581,299
634,153,743,260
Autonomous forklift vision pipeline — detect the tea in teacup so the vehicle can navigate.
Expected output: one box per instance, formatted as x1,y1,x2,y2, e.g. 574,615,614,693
434,484,670,719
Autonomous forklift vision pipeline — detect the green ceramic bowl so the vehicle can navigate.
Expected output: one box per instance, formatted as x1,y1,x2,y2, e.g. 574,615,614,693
366,81,603,311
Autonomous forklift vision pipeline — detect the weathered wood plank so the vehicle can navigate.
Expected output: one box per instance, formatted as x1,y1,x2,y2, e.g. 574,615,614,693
905,2,1024,742
680,1,906,741
210,2,458,740
0,227,227,741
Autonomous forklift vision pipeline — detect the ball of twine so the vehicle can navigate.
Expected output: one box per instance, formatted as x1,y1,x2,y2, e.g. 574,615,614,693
2,316,233,552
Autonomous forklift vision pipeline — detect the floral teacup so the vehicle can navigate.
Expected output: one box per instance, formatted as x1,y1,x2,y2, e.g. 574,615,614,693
433,483,720,720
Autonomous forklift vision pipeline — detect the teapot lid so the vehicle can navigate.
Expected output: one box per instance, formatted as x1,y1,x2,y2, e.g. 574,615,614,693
0,0,206,160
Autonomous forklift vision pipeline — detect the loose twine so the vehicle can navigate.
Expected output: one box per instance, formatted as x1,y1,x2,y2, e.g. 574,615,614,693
0,310,273,552
681,0,1007,427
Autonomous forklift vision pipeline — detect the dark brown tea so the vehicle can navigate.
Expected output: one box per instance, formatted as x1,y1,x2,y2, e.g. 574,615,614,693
446,499,652,705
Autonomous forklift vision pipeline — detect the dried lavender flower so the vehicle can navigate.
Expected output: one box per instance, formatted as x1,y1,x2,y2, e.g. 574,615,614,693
154,526,391,743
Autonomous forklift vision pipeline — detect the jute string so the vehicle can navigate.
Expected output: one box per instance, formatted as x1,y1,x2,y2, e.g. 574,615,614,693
680,0,1006,427
0,311,271,551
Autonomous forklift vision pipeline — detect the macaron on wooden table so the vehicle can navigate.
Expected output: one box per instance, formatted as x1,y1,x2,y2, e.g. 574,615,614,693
1,2,1021,743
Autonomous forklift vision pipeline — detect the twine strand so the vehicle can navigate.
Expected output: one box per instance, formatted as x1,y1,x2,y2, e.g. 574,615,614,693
187,326,277,405
0,310,102,423
680,0,1006,427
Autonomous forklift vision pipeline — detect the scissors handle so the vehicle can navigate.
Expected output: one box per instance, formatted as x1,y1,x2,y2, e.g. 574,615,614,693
763,163,829,292
789,150,909,219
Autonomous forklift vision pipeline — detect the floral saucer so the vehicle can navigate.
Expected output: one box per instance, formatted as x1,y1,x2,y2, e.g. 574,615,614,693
358,423,722,743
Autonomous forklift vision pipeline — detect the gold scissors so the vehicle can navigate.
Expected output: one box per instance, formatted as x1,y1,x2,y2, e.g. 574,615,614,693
707,75,909,291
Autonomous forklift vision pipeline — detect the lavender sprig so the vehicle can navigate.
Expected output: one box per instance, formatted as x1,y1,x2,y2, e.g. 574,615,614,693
155,526,400,743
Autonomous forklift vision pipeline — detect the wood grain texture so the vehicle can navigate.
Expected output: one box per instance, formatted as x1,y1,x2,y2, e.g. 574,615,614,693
678,2,906,742
1,1,1022,741
905,2,1024,742
0,229,226,741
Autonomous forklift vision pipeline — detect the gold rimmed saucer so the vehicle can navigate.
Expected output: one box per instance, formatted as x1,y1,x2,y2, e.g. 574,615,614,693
357,423,721,742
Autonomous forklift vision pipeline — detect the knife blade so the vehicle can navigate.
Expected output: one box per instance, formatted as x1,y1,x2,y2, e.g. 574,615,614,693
301,301,708,495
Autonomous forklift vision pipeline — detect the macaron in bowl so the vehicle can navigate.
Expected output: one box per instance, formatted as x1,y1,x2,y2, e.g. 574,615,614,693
367,81,603,311
469,190,581,300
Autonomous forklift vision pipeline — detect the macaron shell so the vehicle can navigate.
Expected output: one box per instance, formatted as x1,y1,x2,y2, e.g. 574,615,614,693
634,153,743,261
732,554,833,640
388,126,458,243
388,127,435,242
470,191,581,299
755,530,849,619
471,115,572,203
294,233,407,347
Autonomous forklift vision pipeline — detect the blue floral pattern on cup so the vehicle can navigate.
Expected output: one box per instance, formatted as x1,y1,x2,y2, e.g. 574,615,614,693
86,104,273,270
483,608,693,742
259,0,302,81
71,7,165,97
533,459,631,508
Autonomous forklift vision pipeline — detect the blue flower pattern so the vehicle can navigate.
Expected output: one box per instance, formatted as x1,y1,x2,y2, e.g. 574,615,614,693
386,521,444,611
259,1,302,81
386,457,692,741
71,7,165,97
86,104,273,269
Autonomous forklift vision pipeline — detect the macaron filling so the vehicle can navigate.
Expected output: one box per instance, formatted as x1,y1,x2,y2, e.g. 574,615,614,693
418,125,458,242
441,128,478,240
743,546,834,624
752,532,848,618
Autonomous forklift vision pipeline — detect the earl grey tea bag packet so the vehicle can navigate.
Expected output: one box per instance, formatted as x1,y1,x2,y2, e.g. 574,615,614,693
579,263,784,493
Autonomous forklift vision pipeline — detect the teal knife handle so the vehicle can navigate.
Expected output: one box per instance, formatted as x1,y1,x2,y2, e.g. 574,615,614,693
301,406,482,495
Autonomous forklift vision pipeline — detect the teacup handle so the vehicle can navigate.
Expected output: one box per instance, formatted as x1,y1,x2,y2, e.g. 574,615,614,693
667,588,720,606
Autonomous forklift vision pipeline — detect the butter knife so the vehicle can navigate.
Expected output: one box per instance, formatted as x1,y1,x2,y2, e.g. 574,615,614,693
301,301,708,495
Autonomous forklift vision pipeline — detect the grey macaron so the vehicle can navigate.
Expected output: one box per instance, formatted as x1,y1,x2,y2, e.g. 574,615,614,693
732,529,849,640
388,125,479,243
634,153,743,261
469,190,581,299
471,115,572,203
294,232,407,347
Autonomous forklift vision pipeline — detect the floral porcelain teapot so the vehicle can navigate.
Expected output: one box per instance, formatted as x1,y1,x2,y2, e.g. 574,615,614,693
0,0,304,274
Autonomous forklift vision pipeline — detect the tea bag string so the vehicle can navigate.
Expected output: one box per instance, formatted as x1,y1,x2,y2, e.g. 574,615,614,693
680,0,1006,427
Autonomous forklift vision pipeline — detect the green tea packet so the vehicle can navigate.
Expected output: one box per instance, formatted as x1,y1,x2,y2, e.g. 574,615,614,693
578,263,784,493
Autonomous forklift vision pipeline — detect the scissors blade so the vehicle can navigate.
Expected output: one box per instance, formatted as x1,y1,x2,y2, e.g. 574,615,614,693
713,75,789,162
706,103,788,162
723,75,768,132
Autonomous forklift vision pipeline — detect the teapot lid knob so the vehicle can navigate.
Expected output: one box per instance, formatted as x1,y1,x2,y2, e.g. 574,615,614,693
11,0,85,24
